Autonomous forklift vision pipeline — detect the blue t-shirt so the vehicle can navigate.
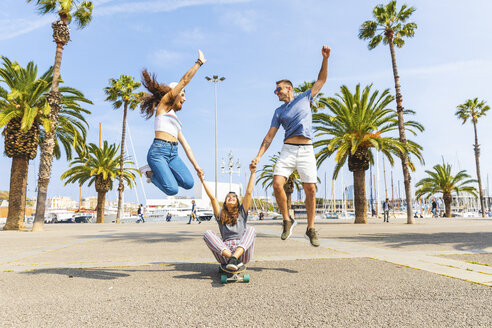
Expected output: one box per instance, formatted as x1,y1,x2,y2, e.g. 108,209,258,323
270,89,313,141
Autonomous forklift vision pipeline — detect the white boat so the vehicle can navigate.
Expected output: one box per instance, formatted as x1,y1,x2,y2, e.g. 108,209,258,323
145,206,214,222
43,210,76,223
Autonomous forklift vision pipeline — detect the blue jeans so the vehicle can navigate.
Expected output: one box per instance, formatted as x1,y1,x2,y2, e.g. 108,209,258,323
188,211,201,223
147,139,194,195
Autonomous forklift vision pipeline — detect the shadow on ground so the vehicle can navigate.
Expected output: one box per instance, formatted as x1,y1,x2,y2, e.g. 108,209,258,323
21,267,131,280
167,262,299,288
75,231,200,244
19,262,299,286
334,232,492,251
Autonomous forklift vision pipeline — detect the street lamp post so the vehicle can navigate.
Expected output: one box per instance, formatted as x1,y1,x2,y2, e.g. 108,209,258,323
221,151,241,192
205,75,225,199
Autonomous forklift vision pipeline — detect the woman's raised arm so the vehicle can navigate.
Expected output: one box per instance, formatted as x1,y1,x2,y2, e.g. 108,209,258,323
241,164,257,213
198,172,220,218
163,50,206,106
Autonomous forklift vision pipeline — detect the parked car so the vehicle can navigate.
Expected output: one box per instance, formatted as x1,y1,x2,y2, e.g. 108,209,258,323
73,215,92,223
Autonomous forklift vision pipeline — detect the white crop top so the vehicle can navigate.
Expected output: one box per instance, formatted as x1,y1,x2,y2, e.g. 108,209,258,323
154,110,182,138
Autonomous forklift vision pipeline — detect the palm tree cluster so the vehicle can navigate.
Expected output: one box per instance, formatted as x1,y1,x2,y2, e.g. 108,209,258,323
313,84,423,223
61,142,138,223
0,57,92,230
257,1,488,223
1,1,143,231
1,0,489,230
104,75,145,224
415,163,477,218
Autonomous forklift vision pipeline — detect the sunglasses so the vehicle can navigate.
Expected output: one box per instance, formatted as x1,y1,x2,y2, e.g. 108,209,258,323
274,86,282,94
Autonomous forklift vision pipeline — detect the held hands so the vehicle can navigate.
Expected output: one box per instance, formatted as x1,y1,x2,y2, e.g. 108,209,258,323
197,50,207,65
249,163,257,173
321,45,331,59
196,166,204,180
251,157,260,167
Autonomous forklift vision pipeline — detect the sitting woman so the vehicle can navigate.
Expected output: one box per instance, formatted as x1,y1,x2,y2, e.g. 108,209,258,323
199,164,257,271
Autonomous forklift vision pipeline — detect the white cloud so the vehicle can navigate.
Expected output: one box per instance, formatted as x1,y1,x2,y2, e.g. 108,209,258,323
0,0,251,41
149,49,184,68
221,9,257,33
96,0,251,16
0,16,52,41
175,28,206,45
334,59,492,82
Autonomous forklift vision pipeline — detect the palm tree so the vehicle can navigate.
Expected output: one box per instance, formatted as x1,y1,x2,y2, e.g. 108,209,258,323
455,98,490,218
27,0,93,228
294,81,327,113
313,84,423,223
256,153,303,215
32,88,92,231
359,0,418,223
415,163,477,218
0,57,92,231
104,75,143,224
61,142,138,223
0,58,54,230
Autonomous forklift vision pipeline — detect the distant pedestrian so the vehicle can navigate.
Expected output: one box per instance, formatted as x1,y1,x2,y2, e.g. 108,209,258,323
383,198,390,222
259,212,265,220
166,212,172,222
431,199,438,217
137,204,145,223
188,200,201,224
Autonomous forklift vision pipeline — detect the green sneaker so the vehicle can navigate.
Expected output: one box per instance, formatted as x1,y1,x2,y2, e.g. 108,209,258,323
281,217,297,240
305,228,320,247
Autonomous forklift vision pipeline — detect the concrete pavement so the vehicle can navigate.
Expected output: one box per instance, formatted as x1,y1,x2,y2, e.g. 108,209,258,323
1,217,491,327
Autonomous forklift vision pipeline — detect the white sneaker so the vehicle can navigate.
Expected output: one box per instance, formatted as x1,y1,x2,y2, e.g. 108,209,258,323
139,165,152,183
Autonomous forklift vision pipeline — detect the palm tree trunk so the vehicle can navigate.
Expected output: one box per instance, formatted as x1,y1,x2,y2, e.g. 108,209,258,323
443,192,452,218
387,33,414,224
472,121,485,217
32,17,68,232
116,103,128,224
96,191,106,224
353,169,367,224
3,157,29,230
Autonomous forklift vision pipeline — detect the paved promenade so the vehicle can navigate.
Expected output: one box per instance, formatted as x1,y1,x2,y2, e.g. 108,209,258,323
1,217,492,327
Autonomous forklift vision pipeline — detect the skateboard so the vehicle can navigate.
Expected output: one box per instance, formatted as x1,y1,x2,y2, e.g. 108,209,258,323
218,265,250,284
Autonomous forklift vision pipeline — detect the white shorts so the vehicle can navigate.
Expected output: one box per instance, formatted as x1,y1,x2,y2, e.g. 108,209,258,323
273,144,317,183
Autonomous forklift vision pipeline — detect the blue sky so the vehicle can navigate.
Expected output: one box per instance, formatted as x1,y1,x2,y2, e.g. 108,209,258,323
1,0,492,204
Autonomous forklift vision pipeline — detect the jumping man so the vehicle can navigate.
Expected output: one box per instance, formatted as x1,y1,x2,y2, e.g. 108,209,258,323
251,45,331,247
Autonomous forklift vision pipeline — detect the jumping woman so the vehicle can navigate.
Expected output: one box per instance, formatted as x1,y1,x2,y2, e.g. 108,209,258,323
139,50,206,195
200,164,257,271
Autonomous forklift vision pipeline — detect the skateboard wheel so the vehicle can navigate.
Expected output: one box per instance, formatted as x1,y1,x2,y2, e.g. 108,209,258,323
243,274,250,283
221,275,227,283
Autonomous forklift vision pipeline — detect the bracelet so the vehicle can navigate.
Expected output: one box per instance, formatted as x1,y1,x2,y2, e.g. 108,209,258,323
196,59,203,66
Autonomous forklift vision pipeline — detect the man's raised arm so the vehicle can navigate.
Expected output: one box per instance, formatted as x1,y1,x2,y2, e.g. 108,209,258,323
311,45,331,97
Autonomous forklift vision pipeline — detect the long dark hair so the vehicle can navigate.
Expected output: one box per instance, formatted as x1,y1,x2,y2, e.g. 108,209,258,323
220,192,240,226
140,69,175,119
